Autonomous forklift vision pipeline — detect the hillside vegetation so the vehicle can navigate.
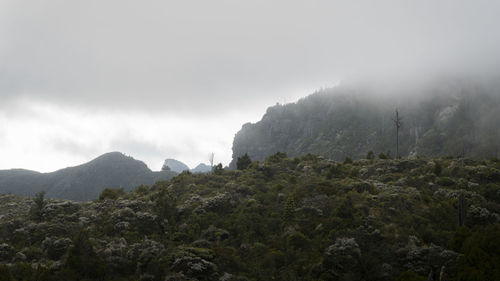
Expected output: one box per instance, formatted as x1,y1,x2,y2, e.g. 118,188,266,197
231,79,500,167
0,154,499,280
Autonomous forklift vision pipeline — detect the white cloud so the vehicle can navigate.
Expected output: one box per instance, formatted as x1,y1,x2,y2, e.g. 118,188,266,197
0,99,265,172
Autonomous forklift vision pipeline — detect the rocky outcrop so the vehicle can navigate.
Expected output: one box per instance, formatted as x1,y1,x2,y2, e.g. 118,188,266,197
231,81,500,167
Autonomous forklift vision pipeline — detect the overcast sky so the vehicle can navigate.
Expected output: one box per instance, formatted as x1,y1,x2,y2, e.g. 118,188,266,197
1,0,499,172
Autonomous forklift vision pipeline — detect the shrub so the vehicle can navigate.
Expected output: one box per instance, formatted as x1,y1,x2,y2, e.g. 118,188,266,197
366,151,374,160
29,191,47,222
434,162,442,176
64,230,105,279
98,188,125,201
237,153,252,170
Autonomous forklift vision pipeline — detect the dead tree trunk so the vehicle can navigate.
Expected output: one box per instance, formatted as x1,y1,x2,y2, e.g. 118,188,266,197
392,109,403,159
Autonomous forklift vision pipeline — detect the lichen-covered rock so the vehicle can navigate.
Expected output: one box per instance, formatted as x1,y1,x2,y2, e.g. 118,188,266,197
14,251,27,262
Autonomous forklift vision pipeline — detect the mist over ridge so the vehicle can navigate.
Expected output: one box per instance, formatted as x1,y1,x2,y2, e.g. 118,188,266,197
231,75,500,167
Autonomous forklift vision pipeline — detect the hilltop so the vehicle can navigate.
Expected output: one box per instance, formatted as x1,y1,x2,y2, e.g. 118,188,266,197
0,154,498,280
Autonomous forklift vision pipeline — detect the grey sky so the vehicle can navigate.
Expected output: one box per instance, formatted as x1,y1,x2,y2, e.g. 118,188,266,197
0,0,499,171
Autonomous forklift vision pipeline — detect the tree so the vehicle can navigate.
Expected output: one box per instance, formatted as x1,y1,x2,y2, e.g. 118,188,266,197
213,163,224,175
98,188,125,201
392,109,403,158
30,191,47,222
154,188,177,227
366,151,374,160
65,230,105,280
237,153,252,170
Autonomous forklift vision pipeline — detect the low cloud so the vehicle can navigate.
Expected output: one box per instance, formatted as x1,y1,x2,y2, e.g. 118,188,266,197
1,0,499,170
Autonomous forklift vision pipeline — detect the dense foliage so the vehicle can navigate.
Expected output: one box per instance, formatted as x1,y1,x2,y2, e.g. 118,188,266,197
0,154,499,280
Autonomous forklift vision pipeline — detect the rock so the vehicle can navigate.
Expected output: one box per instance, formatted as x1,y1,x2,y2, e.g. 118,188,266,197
14,252,26,262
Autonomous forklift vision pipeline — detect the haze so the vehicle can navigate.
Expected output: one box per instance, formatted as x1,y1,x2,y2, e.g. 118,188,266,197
1,0,499,172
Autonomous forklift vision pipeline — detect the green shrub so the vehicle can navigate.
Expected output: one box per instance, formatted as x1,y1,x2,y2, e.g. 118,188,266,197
98,188,125,201
29,191,46,222
344,157,353,164
237,153,252,170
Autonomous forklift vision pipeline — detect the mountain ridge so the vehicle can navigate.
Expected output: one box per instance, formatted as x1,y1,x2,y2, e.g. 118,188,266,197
231,79,500,167
0,151,177,201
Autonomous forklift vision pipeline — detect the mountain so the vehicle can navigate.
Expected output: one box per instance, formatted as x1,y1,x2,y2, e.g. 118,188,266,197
162,158,190,173
191,163,212,173
231,78,500,167
0,152,177,201
0,154,498,280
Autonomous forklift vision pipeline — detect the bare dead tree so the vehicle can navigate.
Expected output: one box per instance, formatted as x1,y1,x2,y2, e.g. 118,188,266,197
209,152,214,169
392,109,403,159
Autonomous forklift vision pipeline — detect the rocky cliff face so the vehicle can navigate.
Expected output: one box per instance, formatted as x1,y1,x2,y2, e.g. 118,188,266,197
231,79,500,167
162,159,190,173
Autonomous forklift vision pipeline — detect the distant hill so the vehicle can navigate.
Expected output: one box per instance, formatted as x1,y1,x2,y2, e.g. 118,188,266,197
191,163,212,173
162,159,190,173
231,78,500,167
0,152,177,201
